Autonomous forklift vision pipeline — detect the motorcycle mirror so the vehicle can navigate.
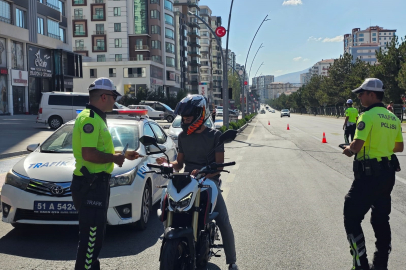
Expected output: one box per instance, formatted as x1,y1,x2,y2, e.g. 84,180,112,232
218,130,238,145
139,135,158,147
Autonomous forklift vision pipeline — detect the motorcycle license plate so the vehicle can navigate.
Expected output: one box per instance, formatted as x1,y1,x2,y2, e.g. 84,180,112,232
34,201,77,214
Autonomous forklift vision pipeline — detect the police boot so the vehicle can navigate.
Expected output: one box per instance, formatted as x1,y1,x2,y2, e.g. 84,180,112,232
348,233,370,270
369,265,387,270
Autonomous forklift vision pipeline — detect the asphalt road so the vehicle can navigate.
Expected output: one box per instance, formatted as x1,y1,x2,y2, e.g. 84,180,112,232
1,111,406,269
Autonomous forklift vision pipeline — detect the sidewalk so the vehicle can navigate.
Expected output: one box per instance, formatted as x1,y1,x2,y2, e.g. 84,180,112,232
0,115,53,159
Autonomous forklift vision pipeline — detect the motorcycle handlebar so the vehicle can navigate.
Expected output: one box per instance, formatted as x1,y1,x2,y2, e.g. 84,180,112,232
218,162,236,167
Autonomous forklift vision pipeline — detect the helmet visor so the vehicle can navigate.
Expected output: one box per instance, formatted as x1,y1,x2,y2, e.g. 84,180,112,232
174,102,197,117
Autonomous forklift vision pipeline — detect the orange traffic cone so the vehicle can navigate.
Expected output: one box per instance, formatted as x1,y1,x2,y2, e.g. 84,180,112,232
287,124,290,130
322,132,327,143
268,120,270,125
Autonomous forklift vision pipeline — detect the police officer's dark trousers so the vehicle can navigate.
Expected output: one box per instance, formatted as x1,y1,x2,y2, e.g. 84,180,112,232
344,124,356,144
71,173,111,270
343,160,395,269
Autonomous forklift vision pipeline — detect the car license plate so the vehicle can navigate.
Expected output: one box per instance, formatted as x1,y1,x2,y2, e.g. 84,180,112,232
34,201,77,214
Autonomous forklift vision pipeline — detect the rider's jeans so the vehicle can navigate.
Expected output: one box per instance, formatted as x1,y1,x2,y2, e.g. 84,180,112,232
213,181,237,265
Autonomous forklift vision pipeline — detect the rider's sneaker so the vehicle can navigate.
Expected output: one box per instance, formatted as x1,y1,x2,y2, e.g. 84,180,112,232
229,264,239,270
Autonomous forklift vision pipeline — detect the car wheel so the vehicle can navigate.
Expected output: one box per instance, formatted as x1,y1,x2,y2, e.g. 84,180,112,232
288,115,290,117
48,116,63,129
166,115,174,123
133,182,152,231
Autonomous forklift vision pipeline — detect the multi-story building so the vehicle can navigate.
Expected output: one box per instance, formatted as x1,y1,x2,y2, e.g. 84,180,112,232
198,6,211,101
174,0,201,94
252,75,274,102
211,16,222,105
268,82,302,99
310,59,334,76
223,48,236,72
344,26,396,64
72,0,182,97
174,10,188,91
0,0,82,115
300,72,311,85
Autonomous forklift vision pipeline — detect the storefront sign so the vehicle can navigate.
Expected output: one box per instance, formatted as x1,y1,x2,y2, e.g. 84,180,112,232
11,70,28,86
28,46,52,78
151,78,163,86
198,85,208,98
0,68,7,75
64,78,73,87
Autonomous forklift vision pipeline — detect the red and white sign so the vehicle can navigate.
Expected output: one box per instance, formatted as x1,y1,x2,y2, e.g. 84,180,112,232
11,70,28,86
198,85,208,98
215,26,226,38
150,78,163,86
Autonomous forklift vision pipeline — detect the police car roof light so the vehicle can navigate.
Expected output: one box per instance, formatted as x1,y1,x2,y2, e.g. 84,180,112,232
76,109,148,117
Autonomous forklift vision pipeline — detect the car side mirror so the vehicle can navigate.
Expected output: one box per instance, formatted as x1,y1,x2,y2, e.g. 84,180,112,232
163,125,170,129
27,143,40,152
147,144,167,154
139,135,158,146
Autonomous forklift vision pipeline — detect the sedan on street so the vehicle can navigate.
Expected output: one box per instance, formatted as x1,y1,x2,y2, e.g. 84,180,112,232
280,109,290,117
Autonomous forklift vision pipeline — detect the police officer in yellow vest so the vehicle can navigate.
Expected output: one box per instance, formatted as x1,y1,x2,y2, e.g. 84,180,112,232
343,78,404,270
343,99,359,144
70,77,139,270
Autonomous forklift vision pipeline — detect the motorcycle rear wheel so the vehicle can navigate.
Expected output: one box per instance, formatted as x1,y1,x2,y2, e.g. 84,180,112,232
160,239,191,270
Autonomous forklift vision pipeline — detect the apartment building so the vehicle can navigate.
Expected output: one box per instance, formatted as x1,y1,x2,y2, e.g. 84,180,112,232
344,26,396,64
223,48,236,72
211,15,222,105
197,5,211,101
268,82,302,99
252,75,274,102
72,0,181,97
0,0,82,115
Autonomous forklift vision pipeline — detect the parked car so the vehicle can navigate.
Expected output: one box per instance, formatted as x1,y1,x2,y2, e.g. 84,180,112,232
164,115,215,148
36,92,89,129
260,109,266,114
1,112,177,230
281,109,290,117
128,105,164,120
139,101,176,122
217,109,223,117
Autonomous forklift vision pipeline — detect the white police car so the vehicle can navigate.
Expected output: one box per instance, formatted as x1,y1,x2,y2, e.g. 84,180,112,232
1,110,177,230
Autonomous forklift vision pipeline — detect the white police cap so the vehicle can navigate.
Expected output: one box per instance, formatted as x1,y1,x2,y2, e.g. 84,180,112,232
88,77,121,96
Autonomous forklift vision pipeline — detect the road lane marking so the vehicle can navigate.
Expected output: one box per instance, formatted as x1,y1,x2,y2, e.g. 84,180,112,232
396,176,406,185
247,119,257,142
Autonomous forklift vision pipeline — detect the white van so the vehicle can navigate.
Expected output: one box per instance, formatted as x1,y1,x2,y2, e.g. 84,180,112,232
36,92,89,129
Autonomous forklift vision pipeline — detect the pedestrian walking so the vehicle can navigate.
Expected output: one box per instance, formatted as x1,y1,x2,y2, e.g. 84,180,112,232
342,78,404,270
70,77,140,270
386,101,394,112
343,99,359,144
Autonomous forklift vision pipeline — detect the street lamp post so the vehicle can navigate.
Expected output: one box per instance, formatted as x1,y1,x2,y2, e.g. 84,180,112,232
188,0,234,128
242,15,270,118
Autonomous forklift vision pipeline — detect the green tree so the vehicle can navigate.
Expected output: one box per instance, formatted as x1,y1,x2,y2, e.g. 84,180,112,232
228,71,242,108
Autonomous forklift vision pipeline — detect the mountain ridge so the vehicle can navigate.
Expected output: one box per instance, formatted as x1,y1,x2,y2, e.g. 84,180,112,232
274,68,310,83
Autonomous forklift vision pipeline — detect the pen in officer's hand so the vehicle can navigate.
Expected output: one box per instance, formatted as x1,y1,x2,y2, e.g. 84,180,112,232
119,143,129,167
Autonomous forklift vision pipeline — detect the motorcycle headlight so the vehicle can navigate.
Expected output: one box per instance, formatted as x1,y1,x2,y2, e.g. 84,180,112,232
169,192,193,212
110,166,137,187
5,170,30,190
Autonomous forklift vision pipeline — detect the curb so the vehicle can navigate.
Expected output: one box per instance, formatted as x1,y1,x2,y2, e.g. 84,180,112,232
0,151,29,161
237,123,248,133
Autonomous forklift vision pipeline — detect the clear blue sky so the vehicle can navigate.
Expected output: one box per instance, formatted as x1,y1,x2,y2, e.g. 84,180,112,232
198,0,406,79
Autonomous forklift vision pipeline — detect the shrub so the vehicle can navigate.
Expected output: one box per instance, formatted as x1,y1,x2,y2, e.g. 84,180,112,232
218,113,256,132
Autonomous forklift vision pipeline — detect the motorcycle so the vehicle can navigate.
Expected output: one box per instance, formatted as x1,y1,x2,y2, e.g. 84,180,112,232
139,130,238,270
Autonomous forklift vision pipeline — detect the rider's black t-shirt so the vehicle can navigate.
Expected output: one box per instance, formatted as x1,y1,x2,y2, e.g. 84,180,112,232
178,127,224,178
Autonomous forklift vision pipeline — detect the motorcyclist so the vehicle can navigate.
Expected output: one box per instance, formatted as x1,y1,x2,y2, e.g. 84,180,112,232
156,95,238,270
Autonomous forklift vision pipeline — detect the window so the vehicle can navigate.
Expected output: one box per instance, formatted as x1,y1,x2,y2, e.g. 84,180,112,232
143,124,155,139
164,0,173,11
115,54,122,61
90,69,97,78
123,68,146,78
48,95,73,106
114,23,121,32
0,0,11,24
60,27,66,43
97,55,105,62
73,0,85,4
150,0,159,3
15,7,26,28
384,37,387,40
372,38,376,41
150,123,167,144
94,8,104,20
75,39,84,49
359,33,364,37
151,10,160,19
358,38,364,42
165,42,175,53
115,38,122,48
37,17,44,34
73,8,83,19
109,68,116,77
73,96,89,106
46,0,59,11
165,14,174,25
151,40,161,49
58,0,65,16
48,19,60,39
372,33,376,36
151,55,162,62
165,28,174,39
114,7,121,16
95,24,104,34
95,39,105,51
151,25,161,34
166,56,175,67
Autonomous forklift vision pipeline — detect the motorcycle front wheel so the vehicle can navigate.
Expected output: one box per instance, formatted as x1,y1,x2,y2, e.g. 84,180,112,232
160,239,191,270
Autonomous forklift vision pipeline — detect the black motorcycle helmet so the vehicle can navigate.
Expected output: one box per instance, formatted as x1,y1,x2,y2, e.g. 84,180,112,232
174,95,211,135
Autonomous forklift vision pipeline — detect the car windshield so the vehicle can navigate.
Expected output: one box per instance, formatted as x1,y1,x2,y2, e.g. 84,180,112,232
40,124,140,153
217,106,223,110
160,103,173,111
172,116,212,128
115,102,128,109
282,109,289,112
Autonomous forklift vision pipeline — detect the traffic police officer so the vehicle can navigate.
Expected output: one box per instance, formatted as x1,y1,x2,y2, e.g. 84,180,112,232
71,77,139,270
343,99,359,144
343,78,404,270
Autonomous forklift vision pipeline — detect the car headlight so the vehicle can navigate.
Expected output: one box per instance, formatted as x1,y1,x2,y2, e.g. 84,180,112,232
169,192,193,212
5,170,30,190
110,166,137,187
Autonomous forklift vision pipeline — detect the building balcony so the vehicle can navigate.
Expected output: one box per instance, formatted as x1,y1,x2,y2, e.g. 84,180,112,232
189,60,201,66
74,31,86,36
188,42,201,48
188,51,200,56
135,45,150,50
72,15,86,20
93,46,105,51
188,0,198,7
0,16,12,24
73,46,87,51
93,30,106,35
188,31,200,37
47,33,61,40
188,21,200,29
